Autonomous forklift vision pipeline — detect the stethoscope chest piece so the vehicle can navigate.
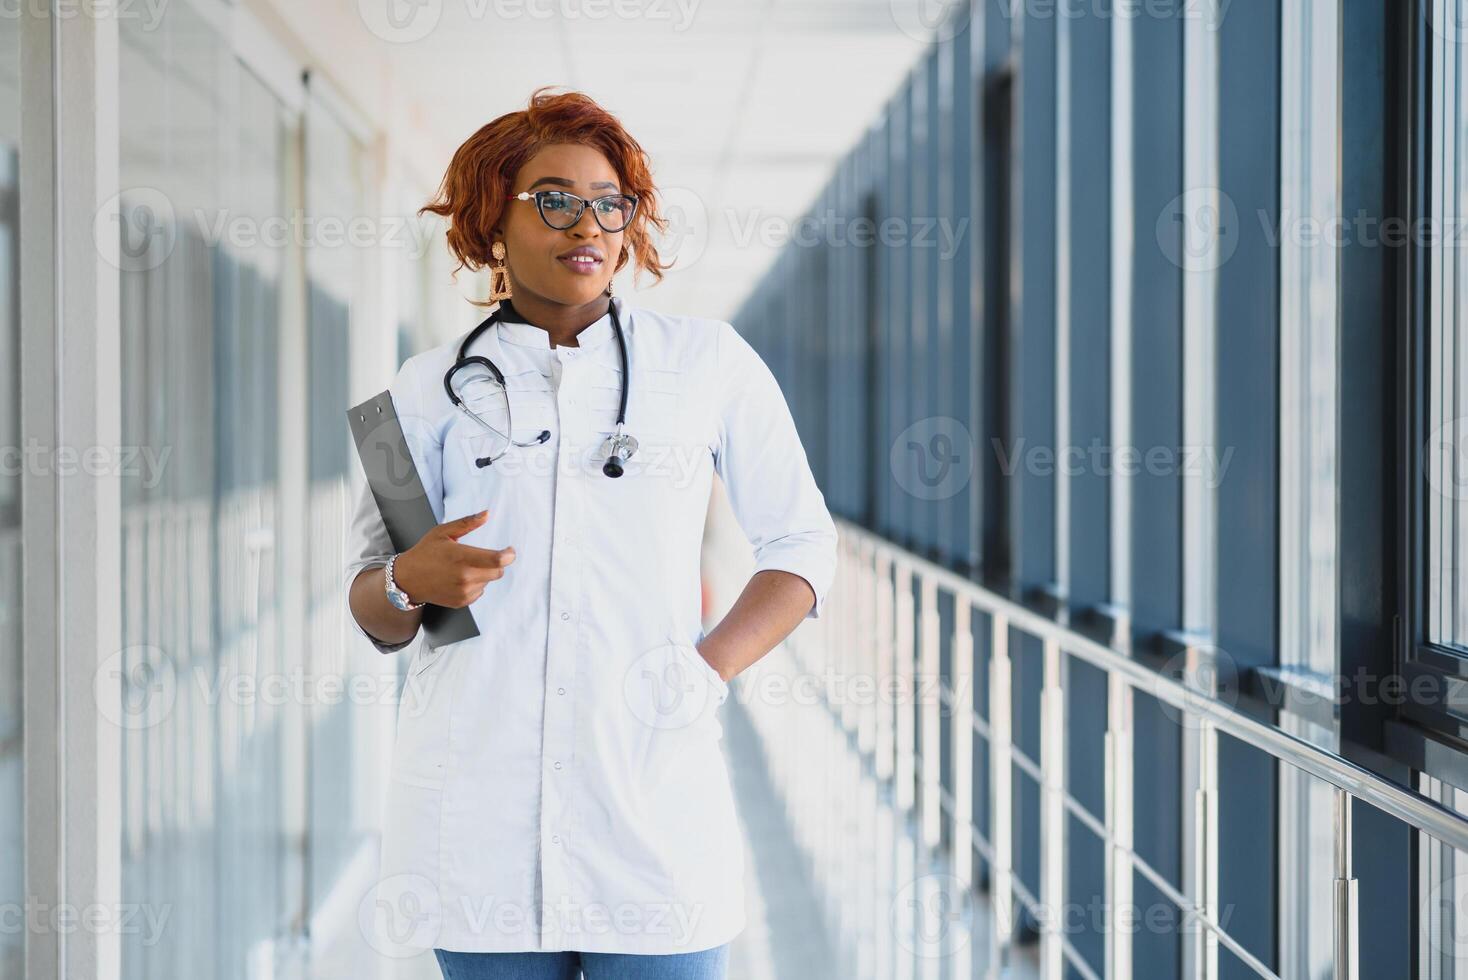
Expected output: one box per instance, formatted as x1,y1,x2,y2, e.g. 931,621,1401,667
599,427,638,478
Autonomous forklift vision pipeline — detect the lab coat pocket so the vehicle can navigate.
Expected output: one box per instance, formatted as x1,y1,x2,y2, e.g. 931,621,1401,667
621,641,725,743
392,643,458,789
672,643,729,709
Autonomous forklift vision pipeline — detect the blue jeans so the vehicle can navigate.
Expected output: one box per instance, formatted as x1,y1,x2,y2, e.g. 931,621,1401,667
433,945,730,980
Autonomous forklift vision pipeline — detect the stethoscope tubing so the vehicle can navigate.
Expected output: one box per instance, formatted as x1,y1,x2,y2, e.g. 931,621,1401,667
443,298,634,475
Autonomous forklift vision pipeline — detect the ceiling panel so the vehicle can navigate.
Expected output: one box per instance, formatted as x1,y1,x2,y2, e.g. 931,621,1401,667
271,0,939,319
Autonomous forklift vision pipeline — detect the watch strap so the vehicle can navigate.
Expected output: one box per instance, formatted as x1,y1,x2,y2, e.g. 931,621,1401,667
385,553,426,611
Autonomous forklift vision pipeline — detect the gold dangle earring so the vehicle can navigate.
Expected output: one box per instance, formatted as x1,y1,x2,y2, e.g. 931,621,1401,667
489,241,513,303
605,246,624,296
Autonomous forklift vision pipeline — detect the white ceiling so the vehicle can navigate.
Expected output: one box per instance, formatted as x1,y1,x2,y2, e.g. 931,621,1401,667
266,0,943,321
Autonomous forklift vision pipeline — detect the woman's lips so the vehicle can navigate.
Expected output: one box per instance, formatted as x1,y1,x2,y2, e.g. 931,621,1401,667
557,253,603,275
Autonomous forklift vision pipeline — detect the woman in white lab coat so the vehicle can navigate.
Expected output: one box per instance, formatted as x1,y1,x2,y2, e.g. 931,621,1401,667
344,86,838,980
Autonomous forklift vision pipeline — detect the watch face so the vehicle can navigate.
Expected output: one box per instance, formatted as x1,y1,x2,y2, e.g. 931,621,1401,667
387,587,411,611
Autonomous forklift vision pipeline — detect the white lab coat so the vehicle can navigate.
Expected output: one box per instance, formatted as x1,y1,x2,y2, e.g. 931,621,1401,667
343,296,838,955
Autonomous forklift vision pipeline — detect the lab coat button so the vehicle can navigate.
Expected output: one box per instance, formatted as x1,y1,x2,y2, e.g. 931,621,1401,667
557,687,566,696
551,835,561,845
554,761,563,770
561,611,570,621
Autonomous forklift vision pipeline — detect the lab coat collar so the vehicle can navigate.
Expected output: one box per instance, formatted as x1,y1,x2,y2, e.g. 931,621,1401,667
495,296,621,351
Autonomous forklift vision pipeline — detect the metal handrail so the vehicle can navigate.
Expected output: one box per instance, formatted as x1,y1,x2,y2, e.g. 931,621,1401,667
764,518,1468,980
836,519,1468,855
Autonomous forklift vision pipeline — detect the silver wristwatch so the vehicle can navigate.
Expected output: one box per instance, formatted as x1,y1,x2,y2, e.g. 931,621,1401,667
384,553,425,611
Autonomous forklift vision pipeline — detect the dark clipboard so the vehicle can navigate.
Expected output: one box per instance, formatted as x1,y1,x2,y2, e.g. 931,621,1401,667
347,389,480,649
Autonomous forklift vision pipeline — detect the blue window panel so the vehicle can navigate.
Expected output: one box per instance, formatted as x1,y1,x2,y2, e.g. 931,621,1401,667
1013,3,1058,594
882,96,909,542
861,131,884,527
1128,13,1184,641
1214,3,1284,977
895,82,916,549
907,48,944,559
924,47,945,561
1065,6,1112,613
944,16,978,576
827,155,846,519
1059,6,1113,968
1009,0,1060,929
1125,8,1185,976
907,54,929,555
979,0,1015,583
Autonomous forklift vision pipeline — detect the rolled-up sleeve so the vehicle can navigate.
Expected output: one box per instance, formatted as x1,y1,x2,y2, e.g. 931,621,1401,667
712,320,839,619
342,357,436,654
342,471,414,654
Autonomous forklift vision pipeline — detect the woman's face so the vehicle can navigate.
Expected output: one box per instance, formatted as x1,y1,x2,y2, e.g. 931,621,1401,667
494,142,628,310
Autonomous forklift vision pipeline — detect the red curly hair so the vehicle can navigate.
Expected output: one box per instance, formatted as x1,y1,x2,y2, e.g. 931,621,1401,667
420,86,671,304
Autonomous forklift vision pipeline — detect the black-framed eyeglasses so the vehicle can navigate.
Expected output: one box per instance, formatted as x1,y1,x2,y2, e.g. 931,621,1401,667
508,190,639,232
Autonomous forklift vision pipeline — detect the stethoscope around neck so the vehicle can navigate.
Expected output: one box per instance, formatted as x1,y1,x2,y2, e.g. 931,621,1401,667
442,298,639,477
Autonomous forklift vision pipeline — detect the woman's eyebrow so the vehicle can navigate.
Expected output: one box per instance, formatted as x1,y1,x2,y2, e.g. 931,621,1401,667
526,176,620,191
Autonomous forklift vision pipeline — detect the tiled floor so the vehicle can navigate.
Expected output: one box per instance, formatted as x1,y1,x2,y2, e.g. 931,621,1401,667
718,695,1040,980
702,481,1040,980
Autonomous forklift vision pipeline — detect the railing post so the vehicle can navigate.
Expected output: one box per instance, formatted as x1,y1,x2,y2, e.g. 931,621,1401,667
858,540,877,756
1104,676,1134,980
875,551,895,781
895,560,916,812
989,614,1014,977
839,537,858,736
1040,638,1067,979
1183,715,1219,980
919,574,942,847
1333,788,1359,980
952,600,974,890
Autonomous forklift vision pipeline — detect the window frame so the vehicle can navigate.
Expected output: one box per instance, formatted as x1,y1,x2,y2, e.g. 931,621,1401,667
1403,0,1468,740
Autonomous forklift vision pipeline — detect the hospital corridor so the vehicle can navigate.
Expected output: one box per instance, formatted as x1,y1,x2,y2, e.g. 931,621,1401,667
8,1,1468,979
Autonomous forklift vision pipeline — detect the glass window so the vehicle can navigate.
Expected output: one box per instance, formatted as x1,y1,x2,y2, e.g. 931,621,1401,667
0,11,19,978
1426,0,1468,651
118,7,293,976
303,91,374,923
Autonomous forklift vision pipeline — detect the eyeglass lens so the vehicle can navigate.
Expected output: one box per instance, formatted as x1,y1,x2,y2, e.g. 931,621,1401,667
536,191,637,232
